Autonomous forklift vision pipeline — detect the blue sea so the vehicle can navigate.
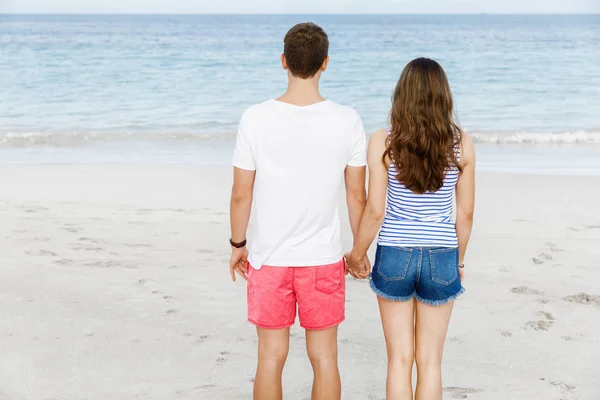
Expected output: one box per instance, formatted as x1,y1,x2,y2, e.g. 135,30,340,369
1,14,599,174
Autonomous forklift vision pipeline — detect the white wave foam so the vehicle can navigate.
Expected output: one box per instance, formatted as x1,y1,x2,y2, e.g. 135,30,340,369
1,130,600,148
471,130,600,144
0,131,237,148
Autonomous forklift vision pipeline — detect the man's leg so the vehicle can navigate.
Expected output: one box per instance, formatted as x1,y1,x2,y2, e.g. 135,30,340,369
248,265,296,400
306,326,341,400
254,327,290,400
296,260,345,400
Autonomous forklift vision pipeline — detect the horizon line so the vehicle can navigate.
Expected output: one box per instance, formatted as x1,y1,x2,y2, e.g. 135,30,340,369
1,12,599,16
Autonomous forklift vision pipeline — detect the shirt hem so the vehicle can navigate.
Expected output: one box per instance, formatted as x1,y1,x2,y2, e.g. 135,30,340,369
347,161,367,167
249,254,344,269
377,242,458,248
232,162,256,171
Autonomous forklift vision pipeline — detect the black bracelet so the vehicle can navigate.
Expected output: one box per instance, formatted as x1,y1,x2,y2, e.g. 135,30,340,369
229,238,247,248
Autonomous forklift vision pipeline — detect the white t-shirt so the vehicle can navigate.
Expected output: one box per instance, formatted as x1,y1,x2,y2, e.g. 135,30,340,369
232,99,367,269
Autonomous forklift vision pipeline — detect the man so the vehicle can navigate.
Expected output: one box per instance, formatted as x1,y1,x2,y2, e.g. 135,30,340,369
229,22,369,400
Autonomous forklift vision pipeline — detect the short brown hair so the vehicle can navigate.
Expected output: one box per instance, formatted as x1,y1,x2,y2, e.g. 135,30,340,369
284,23,329,79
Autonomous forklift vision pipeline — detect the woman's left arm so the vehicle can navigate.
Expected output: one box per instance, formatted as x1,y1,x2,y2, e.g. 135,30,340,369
345,129,389,278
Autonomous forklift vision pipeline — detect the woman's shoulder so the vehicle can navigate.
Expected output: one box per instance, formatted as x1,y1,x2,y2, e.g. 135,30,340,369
370,128,390,144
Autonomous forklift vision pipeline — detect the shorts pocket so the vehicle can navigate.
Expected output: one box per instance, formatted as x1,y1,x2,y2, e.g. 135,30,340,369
428,248,459,286
315,262,343,294
376,246,413,281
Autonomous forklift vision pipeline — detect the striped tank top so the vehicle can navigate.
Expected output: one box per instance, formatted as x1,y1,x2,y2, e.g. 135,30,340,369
378,130,460,248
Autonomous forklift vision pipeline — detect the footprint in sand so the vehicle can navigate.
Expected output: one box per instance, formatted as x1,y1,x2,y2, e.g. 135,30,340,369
532,253,553,265
123,243,153,248
72,245,105,252
84,260,135,268
196,334,209,344
163,295,174,300
25,249,58,257
525,311,555,331
545,242,565,253
501,331,513,338
166,308,178,314
54,258,75,266
551,381,576,392
563,293,600,307
217,351,229,363
175,384,217,396
443,387,483,399
128,221,146,225
511,286,542,295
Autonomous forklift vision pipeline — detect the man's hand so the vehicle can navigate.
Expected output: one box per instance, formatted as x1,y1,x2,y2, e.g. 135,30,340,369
230,247,249,282
344,252,371,279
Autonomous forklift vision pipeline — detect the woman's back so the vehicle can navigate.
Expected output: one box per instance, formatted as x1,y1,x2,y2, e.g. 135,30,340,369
378,133,460,248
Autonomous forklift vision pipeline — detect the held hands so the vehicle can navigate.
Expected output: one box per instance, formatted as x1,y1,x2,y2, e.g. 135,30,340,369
229,246,249,282
344,251,371,279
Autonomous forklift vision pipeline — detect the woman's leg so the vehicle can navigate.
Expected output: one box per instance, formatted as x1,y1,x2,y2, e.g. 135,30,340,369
378,296,415,400
254,327,290,400
414,301,454,400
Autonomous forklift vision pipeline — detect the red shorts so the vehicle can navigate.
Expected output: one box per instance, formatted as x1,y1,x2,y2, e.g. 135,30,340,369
247,259,346,330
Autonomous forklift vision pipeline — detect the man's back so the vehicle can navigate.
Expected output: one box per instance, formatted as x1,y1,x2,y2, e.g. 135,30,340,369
233,99,366,268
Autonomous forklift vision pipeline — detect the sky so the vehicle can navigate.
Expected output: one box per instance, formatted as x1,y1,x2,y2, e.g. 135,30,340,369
1,0,599,14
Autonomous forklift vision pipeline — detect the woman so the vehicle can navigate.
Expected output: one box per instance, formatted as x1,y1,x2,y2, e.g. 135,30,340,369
346,58,475,400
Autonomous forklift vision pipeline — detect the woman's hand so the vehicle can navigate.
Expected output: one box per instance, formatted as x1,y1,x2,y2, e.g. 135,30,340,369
345,252,371,279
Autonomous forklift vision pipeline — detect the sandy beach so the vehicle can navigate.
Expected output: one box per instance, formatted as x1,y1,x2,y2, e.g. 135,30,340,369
0,164,599,400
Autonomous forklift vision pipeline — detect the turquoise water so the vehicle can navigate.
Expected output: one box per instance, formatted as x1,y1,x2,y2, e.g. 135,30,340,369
1,14,599,172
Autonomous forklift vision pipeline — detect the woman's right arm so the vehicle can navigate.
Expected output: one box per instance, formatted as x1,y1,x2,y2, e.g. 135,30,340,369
455,134,476,268
346,129,389,277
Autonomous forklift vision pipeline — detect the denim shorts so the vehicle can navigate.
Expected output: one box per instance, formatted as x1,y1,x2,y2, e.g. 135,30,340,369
370,245,464,306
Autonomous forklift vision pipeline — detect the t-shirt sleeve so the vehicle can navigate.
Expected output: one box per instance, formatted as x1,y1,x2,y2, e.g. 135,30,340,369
347,112,367,167
232,111,256,171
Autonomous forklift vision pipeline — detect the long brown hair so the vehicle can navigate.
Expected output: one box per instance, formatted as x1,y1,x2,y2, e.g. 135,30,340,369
384,58,463,194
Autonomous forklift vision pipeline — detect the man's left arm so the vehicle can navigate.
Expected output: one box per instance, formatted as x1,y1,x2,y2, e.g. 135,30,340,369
345,166,367,240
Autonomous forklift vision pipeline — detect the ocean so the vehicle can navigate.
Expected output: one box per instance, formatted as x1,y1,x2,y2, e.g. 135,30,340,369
1,14,599,174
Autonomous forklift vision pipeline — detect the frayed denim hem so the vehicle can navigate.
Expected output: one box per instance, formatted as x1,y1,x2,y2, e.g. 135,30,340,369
369,279,416,303
415,286,466,306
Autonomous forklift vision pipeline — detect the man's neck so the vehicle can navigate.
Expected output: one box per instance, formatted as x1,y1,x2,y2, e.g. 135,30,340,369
276,74,325,107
